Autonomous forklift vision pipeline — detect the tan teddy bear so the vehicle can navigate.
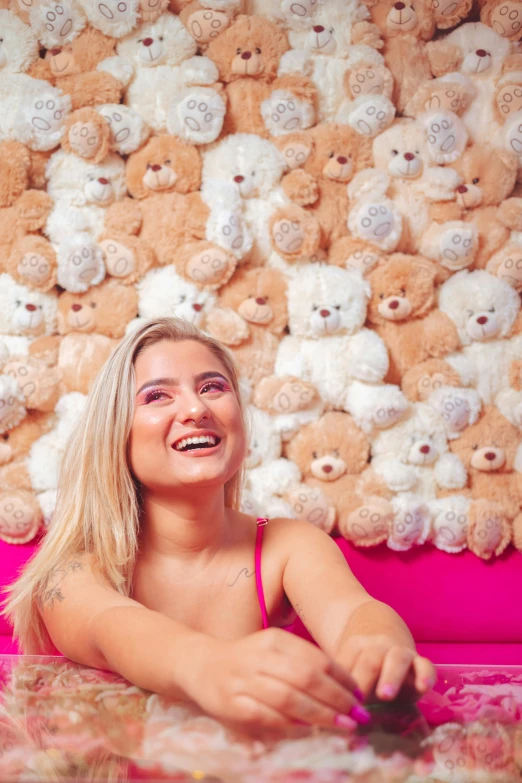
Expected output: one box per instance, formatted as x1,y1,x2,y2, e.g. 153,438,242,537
205,267,288,387
0,488,44,545
177,0,243,49
479,0,522,41
123,134,237,289
98,198,156,286
59,106,113,164
0,141,53,274
273,124,373,254
286,411,395,547
27,27,123,111
206,14,314,137
0,410,55,492
367,254,461,385
446,406,520,559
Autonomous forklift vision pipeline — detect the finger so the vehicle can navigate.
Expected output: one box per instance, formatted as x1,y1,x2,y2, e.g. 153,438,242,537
375,647,416,701
350,648,385,700
229,692,296,732
412,656,437,695
250,673,359,731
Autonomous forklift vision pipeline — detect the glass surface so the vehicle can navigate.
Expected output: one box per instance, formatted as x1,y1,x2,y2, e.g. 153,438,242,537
0,655,521,782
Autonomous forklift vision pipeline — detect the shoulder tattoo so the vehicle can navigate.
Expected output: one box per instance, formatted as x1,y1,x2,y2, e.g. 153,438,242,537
39,560,84,610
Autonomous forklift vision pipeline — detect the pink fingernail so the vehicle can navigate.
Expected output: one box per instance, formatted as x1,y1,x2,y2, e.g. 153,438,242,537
380,684,396,699
349,704,371,724
334,713,357,731
354,688,365,702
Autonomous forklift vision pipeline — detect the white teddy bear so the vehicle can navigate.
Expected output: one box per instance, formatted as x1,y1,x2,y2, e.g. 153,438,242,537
112,12,226,143
273,264,409,433
96,103,151,155
125,265,218,335
438,269,522,411
359,118,479,272
0,274,58,362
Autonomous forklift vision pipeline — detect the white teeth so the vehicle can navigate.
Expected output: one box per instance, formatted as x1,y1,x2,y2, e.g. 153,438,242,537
174,435,218,451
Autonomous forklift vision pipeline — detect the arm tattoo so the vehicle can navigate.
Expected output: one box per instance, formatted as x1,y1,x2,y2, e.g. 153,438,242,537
39,561,84,610
228,567,255,587
294,602,313,636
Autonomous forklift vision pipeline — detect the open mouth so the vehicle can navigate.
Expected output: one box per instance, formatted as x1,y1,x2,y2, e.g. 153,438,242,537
173,435,221,452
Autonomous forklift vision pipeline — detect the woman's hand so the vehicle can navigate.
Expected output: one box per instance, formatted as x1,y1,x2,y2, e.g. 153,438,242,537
335,634,437,703
180,628,371,732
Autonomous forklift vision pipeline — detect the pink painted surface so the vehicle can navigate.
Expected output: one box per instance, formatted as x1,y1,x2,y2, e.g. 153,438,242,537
2,537,522,661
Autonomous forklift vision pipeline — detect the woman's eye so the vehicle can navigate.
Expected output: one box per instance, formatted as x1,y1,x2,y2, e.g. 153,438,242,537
201,381,226,394
144,390,168,404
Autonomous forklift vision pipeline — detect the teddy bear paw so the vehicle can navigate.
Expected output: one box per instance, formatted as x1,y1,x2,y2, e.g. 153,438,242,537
389,501,431,551
57,236,106,293
469,513,506,558
439,225,476,267
434,392,471,433
169,89,226,145
93,0,136,26
68,121,101,159
505,113,522,159
342,502,392,546
287,487,335,532
37,2,76,45
432,504,468,553
100,239,136,279
186,247,234,287
0,377,26,435
349,98,395,138
23,92,69,149
372,403,406,429
497,84,522,120
354,203,396,244
0,492,41,545
186,9,229,43
271,380,317,413
272,218,307,256
425,112,467,164
262,93,313,137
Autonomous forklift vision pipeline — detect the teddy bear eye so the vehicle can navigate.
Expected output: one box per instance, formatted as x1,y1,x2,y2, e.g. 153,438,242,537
312,451,318,459
391,149,398,156
236,48,242,54
472,178,479,184
165,159,171,165
472,444,478,450
15,300,21,306
379,293,384,299
90,302,97,308
467,309,474,317
334,304,341,310
1,433,8,441
312,304,318,310
255,47,261,54
332,449,339,457
400,288,406,295
489,307,495,312
329,152,334,158
179,295,186,302
253,439,258,448
158,36,164,41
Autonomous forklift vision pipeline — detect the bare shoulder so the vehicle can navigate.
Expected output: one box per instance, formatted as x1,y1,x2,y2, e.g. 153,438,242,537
265,517,347,568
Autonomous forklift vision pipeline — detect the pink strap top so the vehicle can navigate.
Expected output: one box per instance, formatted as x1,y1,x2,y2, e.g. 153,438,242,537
255,517,269,629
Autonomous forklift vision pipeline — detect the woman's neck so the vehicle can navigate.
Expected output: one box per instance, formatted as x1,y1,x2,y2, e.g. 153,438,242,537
138,487,233,565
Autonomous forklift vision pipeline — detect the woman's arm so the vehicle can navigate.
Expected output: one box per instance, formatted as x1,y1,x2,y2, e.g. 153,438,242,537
280,519,436,700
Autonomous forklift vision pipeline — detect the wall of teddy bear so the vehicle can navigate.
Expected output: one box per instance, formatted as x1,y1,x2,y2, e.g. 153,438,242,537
1,0,522,562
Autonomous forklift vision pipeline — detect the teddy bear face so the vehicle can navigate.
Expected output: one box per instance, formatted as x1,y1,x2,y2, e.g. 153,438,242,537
126,135,202,199
438,269,520,344
482,0,522,40
369,0,436,40
287,0,368,58
450,406,519,472
206,14,289,82
57,279,137,338
218,268,288,335
202,132,286,199
136,265,217,327
286,411,370,481
287,264,370,338
46,151,127,207
0,141,31,208
0,10,38,74
0,274,58,338
44,28,117,78
117,13,197,67
372,121,430,181
302,124,372,184
367,255,436,325
372,402,449,466
245,404,282,468
442,22,510,80
452,145,517,208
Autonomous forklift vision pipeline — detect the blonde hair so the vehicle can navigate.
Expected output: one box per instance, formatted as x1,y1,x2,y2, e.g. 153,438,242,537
2,318,246,654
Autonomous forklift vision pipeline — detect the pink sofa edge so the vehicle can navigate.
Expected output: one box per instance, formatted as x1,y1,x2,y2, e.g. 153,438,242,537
1,538,521,663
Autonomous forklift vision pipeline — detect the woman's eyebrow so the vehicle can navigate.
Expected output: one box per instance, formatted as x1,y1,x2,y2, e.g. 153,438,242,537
136,372,228,396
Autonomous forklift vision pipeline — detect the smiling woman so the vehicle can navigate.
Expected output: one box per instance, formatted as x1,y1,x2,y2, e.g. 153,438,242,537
2,317,435,734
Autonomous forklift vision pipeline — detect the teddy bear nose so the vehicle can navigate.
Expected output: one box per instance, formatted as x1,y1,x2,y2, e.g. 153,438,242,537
234,175,244,183
476,49,487,57
322,464,333,473
72,304,82,312
241,51,252,60
320,308,331,317
313,25,324,32
98,177,109,185
394,2,406,8
151,164,162,172
142,38,153,46
420,444,430,454
485,451,496,461
25,303,36,312
255,297,267,305
389,300,399,309
457,184,468,193
404,152,415,161
477,315,488,325
337,156,348,164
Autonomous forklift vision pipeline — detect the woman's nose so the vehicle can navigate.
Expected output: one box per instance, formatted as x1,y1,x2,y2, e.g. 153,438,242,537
179,394,209,424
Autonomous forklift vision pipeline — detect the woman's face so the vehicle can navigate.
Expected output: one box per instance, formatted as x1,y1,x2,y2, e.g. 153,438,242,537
129,339,246,496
